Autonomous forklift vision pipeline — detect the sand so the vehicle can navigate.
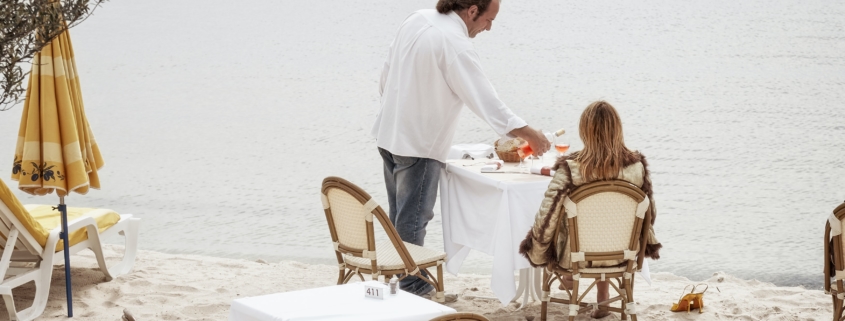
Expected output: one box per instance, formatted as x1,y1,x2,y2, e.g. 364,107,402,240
0,245,830,321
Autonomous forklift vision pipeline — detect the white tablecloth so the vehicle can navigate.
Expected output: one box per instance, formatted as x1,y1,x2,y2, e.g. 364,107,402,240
229,281,456,321
439,158,554,305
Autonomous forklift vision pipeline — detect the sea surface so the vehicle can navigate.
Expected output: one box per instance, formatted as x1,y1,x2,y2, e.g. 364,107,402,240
0,0,842,289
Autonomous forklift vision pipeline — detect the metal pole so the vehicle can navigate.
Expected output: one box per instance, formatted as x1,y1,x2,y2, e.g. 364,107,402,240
59,196,73,317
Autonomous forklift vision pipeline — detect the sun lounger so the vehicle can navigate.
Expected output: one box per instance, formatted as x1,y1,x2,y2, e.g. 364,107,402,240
0,179,140,321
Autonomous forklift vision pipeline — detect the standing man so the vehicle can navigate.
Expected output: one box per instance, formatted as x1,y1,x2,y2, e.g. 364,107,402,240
372,0,551,296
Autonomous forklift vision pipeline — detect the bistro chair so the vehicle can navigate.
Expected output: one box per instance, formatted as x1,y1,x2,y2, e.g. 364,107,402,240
429,312,490,321
540,180,652,321
320,176,447,302
824,201,845,321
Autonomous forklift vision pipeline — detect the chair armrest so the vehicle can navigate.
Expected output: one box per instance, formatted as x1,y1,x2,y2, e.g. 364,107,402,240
49,216,98,234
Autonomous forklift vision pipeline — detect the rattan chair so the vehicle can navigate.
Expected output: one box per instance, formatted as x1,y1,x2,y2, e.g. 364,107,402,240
824,201,845,321
540,180,652,321
429,312,489,321
320,176,447,302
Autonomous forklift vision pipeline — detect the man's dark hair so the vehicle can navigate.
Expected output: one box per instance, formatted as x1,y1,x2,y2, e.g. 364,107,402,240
436,0,494,16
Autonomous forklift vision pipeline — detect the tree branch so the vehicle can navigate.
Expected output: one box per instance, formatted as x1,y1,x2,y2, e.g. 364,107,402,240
1,0,108,111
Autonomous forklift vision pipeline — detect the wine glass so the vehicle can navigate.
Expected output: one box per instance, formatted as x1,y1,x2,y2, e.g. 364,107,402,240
516,142,533,172
555,133,571,157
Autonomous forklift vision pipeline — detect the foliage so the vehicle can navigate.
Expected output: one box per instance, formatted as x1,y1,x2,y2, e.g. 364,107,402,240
0,0,107,111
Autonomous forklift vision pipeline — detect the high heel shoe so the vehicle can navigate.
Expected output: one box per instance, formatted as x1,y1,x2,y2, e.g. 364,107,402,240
690,283,708,313
670,284,696,313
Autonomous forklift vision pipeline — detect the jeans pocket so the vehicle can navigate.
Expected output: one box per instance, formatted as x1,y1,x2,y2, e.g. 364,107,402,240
392,154,420,166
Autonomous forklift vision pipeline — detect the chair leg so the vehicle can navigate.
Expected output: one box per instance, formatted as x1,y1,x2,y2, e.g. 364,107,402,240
540,270,551,321
839,295,845,321
337,268,346,285
620,279,627,321
437,264,445,302
1,290,19,321
0,259,55,321
835,295,842,321
416,267,444,302
627,277,637,321
569,276,580,321
91,217,141,281
342,269,356,284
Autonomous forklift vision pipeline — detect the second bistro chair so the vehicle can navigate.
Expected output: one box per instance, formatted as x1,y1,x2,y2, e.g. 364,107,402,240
320,176,447,302
824,201,845,321
540,180,652,321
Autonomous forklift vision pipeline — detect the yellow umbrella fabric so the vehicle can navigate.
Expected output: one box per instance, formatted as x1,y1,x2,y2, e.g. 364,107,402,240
11,25,104,196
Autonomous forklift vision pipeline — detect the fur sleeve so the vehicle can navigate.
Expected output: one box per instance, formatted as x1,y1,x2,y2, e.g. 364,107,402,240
519,157,576,267
639,154,662,259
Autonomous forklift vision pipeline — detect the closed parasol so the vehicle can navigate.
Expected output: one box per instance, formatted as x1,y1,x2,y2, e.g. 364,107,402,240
10,22,103,317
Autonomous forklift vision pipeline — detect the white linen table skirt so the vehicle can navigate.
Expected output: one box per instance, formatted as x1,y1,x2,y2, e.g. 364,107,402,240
229,281,456,321
440,158,554,305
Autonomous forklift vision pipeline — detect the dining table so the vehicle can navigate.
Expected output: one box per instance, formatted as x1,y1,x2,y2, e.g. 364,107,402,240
439,156,557,306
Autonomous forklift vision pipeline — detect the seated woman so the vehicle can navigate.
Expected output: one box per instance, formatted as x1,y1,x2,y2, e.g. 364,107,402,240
519,100,661,319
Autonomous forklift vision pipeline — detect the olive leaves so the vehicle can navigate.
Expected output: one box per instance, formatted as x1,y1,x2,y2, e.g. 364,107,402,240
1,0,108,111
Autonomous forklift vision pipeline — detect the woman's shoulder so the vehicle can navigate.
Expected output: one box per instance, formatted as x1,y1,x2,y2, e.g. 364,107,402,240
556,150,647,167
625,150,647,167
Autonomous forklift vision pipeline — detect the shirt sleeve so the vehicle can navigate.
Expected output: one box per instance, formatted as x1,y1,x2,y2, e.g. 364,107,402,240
444,50,527,137
379,48,391,97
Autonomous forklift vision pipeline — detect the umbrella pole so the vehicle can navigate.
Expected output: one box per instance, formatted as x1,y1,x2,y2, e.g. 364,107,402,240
59,196,73,317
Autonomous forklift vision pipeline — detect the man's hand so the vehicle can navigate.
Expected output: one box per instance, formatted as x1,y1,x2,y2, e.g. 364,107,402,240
509,126,551,157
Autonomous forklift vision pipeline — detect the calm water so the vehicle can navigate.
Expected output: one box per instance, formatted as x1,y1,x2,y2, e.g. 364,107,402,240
0,0,842,289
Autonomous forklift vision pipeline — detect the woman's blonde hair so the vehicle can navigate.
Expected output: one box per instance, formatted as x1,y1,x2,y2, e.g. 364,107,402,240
574,101,639,181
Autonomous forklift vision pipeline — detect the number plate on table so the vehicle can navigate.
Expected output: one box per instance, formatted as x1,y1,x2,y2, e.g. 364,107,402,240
364,283,387,300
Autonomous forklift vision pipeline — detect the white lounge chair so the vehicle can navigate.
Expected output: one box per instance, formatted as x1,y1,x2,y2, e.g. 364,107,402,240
0,179,140,321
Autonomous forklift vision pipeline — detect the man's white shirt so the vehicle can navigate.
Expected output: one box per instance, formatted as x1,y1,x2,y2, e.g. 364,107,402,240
371,9,527,162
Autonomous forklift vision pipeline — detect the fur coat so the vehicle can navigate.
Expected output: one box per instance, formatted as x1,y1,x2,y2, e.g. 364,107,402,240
519,152,662,270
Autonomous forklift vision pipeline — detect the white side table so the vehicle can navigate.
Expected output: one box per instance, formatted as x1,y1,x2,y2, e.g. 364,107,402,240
229,281,456,321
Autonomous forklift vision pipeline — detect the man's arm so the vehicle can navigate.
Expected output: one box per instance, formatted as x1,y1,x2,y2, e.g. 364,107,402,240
445,50,551,156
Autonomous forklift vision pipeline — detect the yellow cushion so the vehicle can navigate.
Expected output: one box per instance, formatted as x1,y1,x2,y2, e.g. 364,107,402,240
1,178,120,251
0,179,49,246
27,205,120,251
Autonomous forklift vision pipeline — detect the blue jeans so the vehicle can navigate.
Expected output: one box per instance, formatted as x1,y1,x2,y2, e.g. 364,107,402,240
378,148,442,296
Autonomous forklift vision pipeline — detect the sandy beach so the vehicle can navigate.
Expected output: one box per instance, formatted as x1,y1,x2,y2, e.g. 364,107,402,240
0,0,842,320
0,245,829,320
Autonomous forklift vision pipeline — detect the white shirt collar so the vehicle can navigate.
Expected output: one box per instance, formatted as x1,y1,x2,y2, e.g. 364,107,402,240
447,11,469,38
